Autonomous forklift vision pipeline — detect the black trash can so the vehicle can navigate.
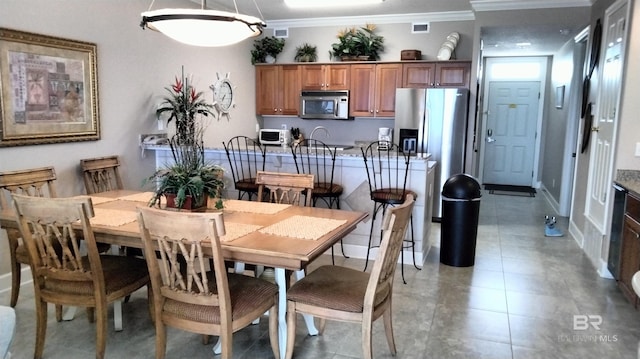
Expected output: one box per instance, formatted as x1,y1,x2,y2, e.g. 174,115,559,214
440,174,482,267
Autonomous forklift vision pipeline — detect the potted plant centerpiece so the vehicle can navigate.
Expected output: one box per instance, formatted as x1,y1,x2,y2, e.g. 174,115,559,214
330,24,384,61
251,36,286,64
147,70,224,211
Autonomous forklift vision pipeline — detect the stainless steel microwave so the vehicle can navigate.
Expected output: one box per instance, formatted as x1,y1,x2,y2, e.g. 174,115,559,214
299,90,350,120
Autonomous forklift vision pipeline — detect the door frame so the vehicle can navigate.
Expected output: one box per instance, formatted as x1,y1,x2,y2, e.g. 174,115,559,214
478,57,549,188
584,0,630,235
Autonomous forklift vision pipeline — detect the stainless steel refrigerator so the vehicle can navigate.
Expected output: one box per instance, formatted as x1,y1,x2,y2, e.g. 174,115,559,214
394,88,469,220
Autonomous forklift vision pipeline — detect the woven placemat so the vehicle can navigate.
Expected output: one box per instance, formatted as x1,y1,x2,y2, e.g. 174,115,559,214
89,196,116,205
90,208,138,227
259,215,347,240
222,199,290,215
117,192,156,203
220,222,262,242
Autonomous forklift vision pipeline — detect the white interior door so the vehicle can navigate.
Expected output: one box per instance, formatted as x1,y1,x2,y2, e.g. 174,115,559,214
585,0,628,232
482,81,540,186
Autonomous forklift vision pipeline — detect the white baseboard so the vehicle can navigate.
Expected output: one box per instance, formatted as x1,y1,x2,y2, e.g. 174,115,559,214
597,259,615,279
0,267,32,297
569,219,584,248
340,244,426,267
540,184,561,215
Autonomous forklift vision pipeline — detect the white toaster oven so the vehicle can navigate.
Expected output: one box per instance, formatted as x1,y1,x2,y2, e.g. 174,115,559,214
259,129,291,146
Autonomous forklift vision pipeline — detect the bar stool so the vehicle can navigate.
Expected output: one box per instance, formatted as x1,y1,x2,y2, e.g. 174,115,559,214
361,141,421,283
223,136,266,201
291,139,348,264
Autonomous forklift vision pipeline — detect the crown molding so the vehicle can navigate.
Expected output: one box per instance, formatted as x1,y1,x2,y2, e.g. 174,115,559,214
470,0,592,12
266,10,475,29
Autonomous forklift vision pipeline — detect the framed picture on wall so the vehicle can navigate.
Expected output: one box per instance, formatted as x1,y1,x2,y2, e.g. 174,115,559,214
0,28,100,147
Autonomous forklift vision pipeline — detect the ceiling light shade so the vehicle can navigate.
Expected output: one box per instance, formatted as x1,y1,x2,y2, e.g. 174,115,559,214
284,0,383,8
140,9,265,47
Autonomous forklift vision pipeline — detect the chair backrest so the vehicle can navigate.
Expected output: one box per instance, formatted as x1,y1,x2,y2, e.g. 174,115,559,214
0,166,57,211
11,194,104,295
136,207,229,320
255,171,314,206
365,194,415,306
361,141,413,204
291,139,338,189
223,136,266,189
80,155,124,194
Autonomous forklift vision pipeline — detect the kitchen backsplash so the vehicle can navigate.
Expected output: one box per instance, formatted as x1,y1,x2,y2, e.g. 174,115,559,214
261,117,394,145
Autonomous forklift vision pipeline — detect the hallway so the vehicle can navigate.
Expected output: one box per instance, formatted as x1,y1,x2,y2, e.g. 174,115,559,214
3,190,640,358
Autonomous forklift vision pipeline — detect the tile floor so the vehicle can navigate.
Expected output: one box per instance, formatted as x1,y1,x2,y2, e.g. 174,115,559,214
4,190,640,358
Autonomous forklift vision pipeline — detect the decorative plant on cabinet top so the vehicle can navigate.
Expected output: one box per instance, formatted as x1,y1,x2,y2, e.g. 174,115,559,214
251,36,286,64
331,24,384,61
294,43,318,62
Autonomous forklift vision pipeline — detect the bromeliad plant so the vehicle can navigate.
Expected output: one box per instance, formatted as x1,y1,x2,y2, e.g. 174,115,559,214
156,68,215,146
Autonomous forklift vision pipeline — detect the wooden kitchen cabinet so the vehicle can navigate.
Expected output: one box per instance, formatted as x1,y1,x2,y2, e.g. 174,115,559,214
402,61,471,88
300,64,350,90
350,63,401,117
255,65,300,115
618,193,640,307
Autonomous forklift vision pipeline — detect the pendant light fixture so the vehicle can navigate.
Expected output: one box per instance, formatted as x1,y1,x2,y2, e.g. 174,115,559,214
140,0,266,47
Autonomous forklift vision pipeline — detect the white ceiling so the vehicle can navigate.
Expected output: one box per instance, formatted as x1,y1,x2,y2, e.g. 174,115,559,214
202,0,592,56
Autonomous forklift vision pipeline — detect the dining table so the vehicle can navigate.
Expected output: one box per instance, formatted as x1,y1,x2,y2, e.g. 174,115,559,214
0,189,368,359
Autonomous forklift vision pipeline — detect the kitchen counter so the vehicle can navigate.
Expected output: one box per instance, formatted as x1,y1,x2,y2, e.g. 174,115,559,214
147,144,434,267
615,169,640,197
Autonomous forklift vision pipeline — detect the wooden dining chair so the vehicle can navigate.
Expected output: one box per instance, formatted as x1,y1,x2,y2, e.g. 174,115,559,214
256,171,314,207
136,206,280,359
11,194,149,359
0,166,57,309
284,194,415,359
80,155,124,194
223,136,266,201
80,155,139,276
291,139,348,264
243,171,314,281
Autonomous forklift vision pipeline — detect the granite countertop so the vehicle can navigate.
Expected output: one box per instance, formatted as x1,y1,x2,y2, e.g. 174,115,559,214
145,143,431,161
615,169,640,197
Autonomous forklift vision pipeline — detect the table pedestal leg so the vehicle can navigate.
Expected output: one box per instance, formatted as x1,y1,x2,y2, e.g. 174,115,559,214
275,268,288,359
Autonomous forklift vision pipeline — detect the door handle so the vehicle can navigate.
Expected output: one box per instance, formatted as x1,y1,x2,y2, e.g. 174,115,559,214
591,126,599,132
486,128,495,143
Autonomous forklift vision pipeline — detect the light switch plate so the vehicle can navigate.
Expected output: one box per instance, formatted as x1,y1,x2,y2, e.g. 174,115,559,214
635,142,640,157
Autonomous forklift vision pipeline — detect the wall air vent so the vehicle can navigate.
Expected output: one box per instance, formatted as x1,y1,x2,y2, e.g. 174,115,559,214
412,22,430,33
274,28,289,38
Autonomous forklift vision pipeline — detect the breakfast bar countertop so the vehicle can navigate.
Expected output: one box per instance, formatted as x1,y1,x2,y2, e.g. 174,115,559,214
144,143,432,162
